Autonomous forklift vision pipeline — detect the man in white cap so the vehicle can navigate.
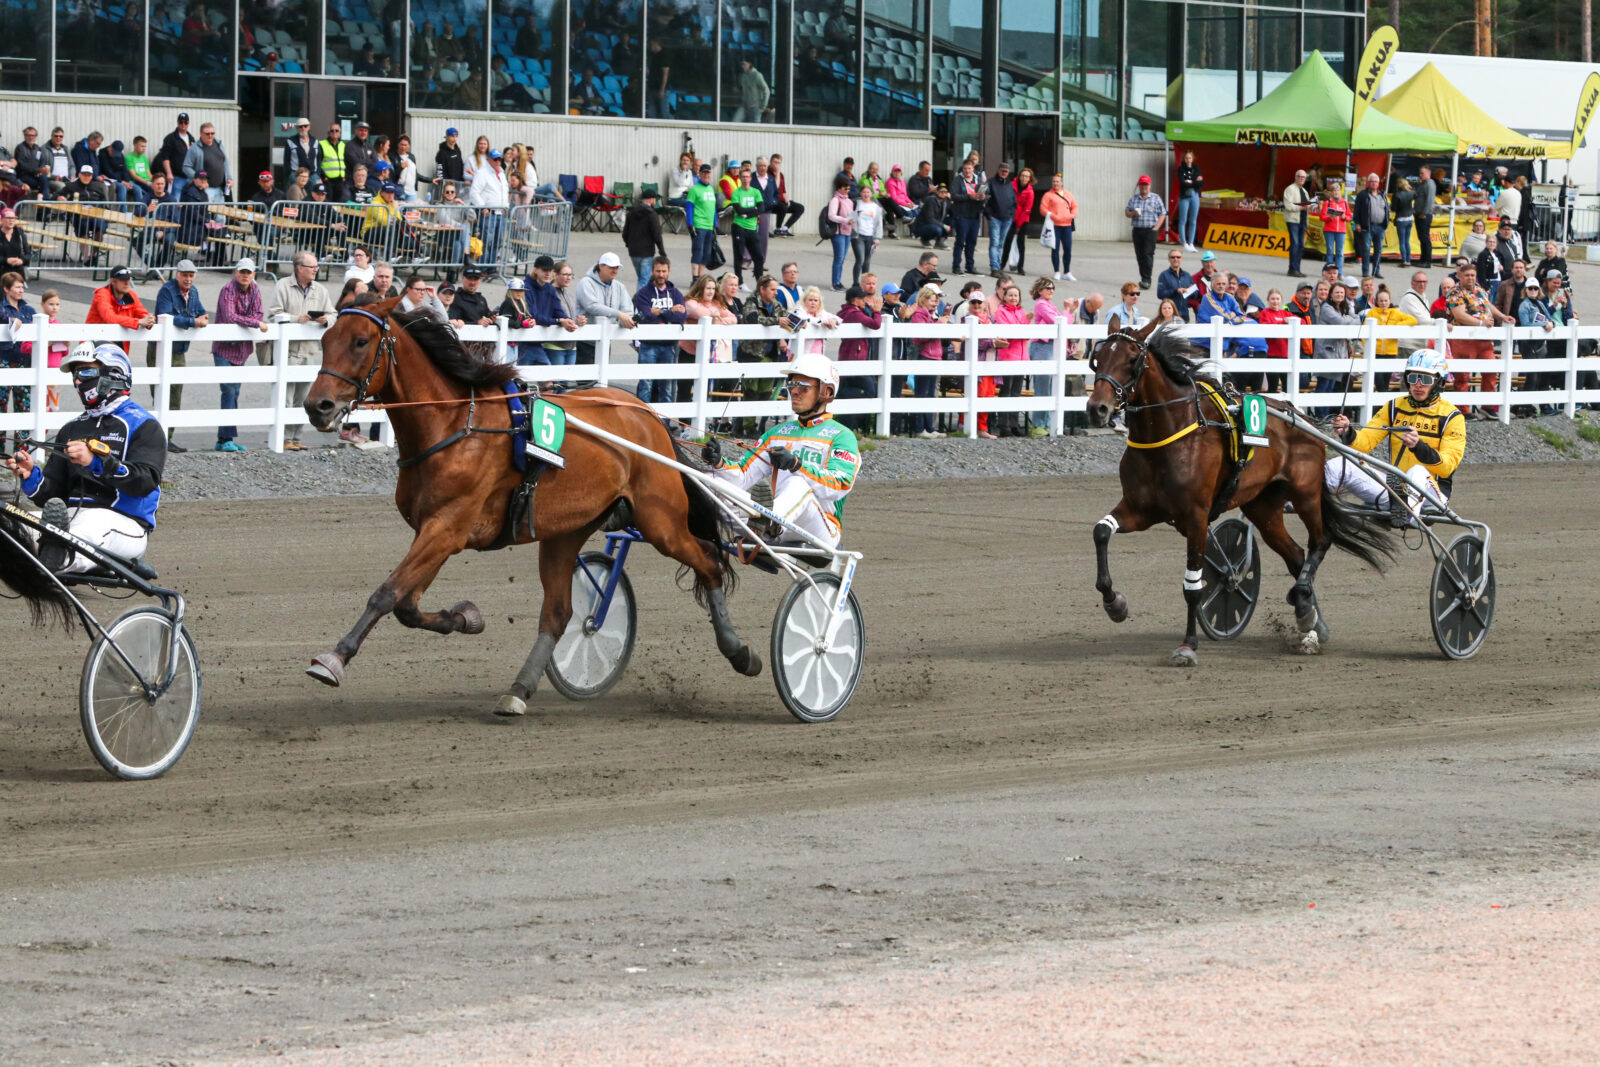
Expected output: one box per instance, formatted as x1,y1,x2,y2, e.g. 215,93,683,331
702,350,858,550
574,251,637,365
4,343,167,572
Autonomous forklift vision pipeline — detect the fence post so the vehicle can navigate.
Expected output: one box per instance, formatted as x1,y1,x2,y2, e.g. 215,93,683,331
1210,316,1224,363
1435,317,1451,400
877,315,893,437
964,315,979,439
155,313,174,431
1286,317,1301,406
1053,316,1068,436
29,314,50,441
1498,319,1515,424
595,319,612,389
692,315,712,433
1359,320,1377,423
269,320,291,453
495,314,510,365
1565,317,1581,418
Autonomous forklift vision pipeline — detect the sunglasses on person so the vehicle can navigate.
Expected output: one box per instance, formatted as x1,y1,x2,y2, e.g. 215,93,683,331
786,377,818,391
1405,372,1437,385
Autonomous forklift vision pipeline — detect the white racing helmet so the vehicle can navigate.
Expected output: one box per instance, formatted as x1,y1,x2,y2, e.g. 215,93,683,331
786,350,840,392
1405,348,1449,378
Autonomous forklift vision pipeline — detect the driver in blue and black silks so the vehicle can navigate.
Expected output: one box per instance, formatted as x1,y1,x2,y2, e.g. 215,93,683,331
3,343,166,573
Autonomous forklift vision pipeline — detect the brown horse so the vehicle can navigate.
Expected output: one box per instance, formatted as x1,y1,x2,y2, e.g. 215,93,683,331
1085,321,1393,665
301,298,760,715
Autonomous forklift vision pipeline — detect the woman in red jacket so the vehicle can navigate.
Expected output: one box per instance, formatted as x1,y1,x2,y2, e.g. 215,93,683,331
1317,180,1350,277
1000,167,1036,276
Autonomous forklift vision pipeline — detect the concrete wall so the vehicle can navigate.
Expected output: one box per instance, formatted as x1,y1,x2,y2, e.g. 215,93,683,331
1059,139,1171,242
0,96,239,165
407,111,931,235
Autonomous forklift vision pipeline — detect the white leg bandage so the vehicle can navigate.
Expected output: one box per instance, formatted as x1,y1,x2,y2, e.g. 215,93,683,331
1096,514,1120,533
1183,568,1203,591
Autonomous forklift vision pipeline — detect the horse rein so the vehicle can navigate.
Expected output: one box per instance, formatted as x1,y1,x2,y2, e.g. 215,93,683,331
1091,330,1231,449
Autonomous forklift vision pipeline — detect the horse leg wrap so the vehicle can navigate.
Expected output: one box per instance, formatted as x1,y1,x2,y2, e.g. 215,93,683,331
708,588,763,677
498,632,557,716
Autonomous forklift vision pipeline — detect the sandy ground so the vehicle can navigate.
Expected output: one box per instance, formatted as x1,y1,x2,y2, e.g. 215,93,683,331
1,465,1598,1063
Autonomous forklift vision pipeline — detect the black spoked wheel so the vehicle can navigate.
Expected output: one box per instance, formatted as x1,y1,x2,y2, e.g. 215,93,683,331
1431,533,1495,660
79,608,201,780
1198,517,1261,641
546,551,637,699
770,573,866,724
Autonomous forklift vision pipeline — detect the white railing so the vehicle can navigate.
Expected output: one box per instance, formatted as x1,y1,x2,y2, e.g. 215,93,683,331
2,316,1598,449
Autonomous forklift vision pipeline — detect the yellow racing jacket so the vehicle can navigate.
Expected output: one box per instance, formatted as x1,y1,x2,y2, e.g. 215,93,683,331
1347,394,1466,495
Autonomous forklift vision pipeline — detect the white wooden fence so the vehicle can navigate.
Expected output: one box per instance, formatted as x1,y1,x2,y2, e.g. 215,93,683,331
2,316,1598,450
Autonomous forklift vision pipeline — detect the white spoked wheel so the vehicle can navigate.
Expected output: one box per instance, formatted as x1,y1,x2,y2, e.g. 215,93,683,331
770,573,866,724
547,550,637,700
79,608,201,781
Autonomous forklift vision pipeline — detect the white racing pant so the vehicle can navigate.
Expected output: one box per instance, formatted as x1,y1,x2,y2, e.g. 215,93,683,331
769,479,841,551
29,506,151,574
1324,456,1447,519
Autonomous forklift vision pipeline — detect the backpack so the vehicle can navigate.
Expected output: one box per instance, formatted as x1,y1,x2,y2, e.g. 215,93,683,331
816,201,838,240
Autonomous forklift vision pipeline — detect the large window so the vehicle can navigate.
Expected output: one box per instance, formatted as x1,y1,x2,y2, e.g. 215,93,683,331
1304,15,1358,84
931,0,980,107
723,0,777,122
1182,4,1240,120
1124,0,1179,142
0,0,48,90
863,0,923,130
1061,0,1118,138
492,0,559,114
573,0,642,117
411,0,487,110
153,1,235,95
330,0,407,85
57,0,144,95
1243,9,1297,107
242,0,316,77
999,0,1056,112
647,0,716,121
794,0,859,126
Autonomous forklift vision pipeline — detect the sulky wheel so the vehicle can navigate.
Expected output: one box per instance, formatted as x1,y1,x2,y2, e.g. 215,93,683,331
79,608,202,780
547,551,637,699
1198,517,1261,641
1431,533,1495,660
770,573,866,724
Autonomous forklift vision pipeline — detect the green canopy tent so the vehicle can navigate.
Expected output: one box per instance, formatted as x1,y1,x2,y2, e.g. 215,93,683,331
1165,51,1457,152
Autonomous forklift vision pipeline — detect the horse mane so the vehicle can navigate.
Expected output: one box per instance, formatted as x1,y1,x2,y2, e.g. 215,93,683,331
1142,323,1224,387
390,303,519,389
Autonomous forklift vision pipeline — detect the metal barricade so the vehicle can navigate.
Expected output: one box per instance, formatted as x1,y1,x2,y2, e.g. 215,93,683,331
505,201,572,265
123,199,270,277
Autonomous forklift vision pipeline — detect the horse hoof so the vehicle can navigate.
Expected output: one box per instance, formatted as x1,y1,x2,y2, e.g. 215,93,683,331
307,652,345,687
1104,593,1129,623
1298,629,1322,655
730,646,763,678
452,601,486,635
1169,645,1198,668
494,694,528,717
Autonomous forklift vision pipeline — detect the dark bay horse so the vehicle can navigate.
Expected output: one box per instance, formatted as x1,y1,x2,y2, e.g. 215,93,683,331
1085,321,1393,665
302,299,760,716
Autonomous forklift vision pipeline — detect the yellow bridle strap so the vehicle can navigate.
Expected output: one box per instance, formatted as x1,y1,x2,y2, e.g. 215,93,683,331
1125,421,1200,449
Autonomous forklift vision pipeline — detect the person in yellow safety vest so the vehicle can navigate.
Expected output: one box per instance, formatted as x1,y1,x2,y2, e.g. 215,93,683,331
1326,347,1466,527
315,123,347,202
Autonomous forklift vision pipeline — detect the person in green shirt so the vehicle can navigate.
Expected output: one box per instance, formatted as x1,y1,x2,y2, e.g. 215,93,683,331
703,351,859,550
124,136,155,204
729,166,765,289
685,162,719,279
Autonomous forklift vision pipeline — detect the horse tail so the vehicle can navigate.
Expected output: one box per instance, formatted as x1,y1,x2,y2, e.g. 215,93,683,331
1320,485,1396,572
670,438,738,608
0,508,77,630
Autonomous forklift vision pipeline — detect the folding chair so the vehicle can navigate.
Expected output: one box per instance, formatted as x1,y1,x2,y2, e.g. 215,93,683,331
558,173,588,228
582,175,623,232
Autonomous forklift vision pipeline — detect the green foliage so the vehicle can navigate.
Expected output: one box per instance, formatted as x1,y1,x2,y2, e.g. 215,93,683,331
1371,0,1590,64
1529,424,1576,452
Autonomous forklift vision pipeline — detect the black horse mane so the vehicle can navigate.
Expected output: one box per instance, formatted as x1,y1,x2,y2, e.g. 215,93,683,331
392,307,520,389
1141,324,1221,387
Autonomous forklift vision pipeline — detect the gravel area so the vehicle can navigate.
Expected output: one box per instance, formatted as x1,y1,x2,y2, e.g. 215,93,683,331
128,411,1600,501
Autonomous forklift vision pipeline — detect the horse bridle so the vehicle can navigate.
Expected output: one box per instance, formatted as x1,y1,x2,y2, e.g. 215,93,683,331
317,307,398,407
1090,330,1149,410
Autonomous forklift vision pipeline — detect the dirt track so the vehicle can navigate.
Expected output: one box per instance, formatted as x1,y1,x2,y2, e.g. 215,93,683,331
2,465,1599,1063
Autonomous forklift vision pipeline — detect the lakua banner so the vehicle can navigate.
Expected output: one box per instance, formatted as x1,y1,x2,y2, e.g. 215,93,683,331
1351,26,1400,136
1572,71,1600,155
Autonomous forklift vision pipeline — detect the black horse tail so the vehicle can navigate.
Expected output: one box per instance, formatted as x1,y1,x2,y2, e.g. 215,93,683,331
1321,485,1396,572
0,508,77,630
670,438,738,608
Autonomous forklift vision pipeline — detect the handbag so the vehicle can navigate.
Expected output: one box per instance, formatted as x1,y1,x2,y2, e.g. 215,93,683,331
1040,215,1057,250
705,236,726,270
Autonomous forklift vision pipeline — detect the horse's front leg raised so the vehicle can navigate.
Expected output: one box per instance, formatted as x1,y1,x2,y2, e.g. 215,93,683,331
308,510,479,687
1093,502,1147,623
1171,510,1210,667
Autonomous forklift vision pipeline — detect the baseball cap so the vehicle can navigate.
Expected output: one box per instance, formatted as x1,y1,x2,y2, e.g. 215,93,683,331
1546,268,1564,279
597,251,622,268
844,284,866,302
923,272,945,285
374,159,393,171
1524,279,1542,290
235,257,257,272
462,264,484,278
175,258,198,272
1295,281,1313,292
996,161,1011,171
312,182,327,194
296,117,310,126
445,126,459,136
487,148,503,159
726,160,740,169
1237,276,1252,287
381,182,398,194
177,112,189,121
880,282,902,295
439,283,455,294
698,163,711,173
355,119,369,129
1137,174,1151,183
78,164,93,174
639,187,658,199
1341,274,1360,288
506,276,525,290
533,254,555,270
966,289,986,303
109,265,133,280
1200,250,1217,262
258,170,273,180
194,170,209,179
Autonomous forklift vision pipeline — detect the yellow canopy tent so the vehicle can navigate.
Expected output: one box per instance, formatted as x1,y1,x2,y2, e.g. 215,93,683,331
1373,62,1571,160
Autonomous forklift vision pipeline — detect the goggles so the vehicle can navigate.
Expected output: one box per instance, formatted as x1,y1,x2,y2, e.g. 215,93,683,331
1404,371,1438,386
71,365,103,381
786,376,819,391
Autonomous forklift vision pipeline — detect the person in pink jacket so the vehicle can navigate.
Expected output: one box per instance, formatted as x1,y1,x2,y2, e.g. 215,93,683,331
680,272,737,364
826,177,855,291
883,165,916,224
992,281,1031,437
907,283,947,437
1028,276,1084,434
1001,167,1037,276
